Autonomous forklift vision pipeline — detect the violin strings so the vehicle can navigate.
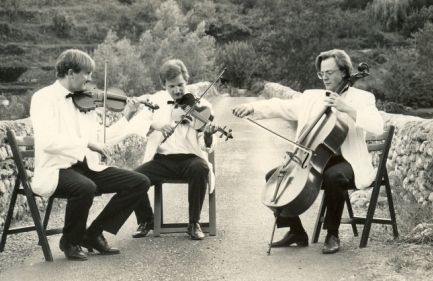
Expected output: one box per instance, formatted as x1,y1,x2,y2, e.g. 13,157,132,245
185,105,210,124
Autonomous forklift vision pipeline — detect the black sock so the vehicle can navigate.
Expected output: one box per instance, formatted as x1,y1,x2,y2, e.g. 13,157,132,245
287,217,306,235
327,229,339,238
86,226,102,237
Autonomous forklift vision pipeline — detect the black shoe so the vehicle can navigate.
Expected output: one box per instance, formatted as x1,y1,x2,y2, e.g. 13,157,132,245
271,232,309,248
132,218,154,238
59,236,88,261
81,233,120,255
187,223,205,240
322,235,340,254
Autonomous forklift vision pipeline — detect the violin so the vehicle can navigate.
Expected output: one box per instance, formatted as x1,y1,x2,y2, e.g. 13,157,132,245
71,83,159,113
171,93,233,140
261,63,370,216
161,67,233,144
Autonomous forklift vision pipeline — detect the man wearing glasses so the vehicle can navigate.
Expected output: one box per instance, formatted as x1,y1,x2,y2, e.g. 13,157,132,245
231,49,383,254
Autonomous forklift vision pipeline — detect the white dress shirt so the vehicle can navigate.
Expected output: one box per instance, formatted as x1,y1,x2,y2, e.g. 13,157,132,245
128,90,217,192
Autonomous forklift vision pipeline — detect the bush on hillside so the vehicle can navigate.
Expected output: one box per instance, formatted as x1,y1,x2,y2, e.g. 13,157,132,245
137,0,217,90
92,31,153,96
401,6,433,37
370,0,411,32
215,41,258,88
251,0,342,91
382,22,433,107
0,67,28,83
0,92,32,120
52,13,73,38
0,44,25,56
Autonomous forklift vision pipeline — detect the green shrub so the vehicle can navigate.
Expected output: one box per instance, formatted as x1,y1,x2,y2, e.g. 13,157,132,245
92,30,153,96
215,41,258,88
0,67,28,83
51,13,73,38
376,100,405,113
401,6,433,37
0,44,25,56
370,0,411,32
137,0,217,89
382,22,433,108
0,91,32,120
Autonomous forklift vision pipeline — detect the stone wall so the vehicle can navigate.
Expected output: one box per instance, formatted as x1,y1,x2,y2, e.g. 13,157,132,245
262,83,433,207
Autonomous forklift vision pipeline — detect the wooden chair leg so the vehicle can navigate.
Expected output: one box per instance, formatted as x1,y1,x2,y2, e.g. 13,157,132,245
26,191,53,261
384,173,398,239
359,182,381,248
312,193,326,243
209,190,216,236
344,191,358,237
42,197,54,230
0,180,20,252
153,184,162,237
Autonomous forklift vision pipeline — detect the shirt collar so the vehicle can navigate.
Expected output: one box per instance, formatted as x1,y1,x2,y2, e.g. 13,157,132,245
53,80,73,98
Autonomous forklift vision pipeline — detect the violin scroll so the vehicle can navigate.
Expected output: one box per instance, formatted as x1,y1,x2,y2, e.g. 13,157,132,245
347,62,370,87
220,126,233,141
357,62,369,73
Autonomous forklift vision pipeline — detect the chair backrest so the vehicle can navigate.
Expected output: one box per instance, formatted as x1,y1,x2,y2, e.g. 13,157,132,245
365,125,395,185
6,129,35,193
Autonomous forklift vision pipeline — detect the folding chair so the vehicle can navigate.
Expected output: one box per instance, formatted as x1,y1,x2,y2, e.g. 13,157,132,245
0,129,62,261
312,125,398,248
153,152,216,236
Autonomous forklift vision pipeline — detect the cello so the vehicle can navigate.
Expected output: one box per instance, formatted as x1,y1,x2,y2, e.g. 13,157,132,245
258,63,370,254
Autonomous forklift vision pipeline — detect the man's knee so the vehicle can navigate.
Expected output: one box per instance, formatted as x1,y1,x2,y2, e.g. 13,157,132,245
189,159,210,176
70,181,96,204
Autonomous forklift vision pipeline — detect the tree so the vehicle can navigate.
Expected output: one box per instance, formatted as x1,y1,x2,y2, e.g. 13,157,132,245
216,41,258,88
137,0,217,90
382,22,433,107
370,0,411,32
93,30,153,96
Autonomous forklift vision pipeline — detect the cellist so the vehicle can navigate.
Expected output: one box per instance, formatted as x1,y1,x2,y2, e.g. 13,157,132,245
232,49,383,254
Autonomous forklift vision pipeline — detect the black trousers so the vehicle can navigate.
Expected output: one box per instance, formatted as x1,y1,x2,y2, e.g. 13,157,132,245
134,153,209,224
53,159,151,245
266,155,354,231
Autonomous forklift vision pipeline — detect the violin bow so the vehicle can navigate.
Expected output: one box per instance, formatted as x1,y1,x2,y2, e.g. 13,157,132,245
161,67,227,144
103,60,108,144
243,117,313,155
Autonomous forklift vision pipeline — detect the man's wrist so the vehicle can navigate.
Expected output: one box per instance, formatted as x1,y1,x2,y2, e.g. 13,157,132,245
204,133,213,147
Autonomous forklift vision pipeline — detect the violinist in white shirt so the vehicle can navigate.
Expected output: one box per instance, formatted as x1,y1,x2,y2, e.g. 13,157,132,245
232,49,383,254
128,59,219,240
30,49,151,261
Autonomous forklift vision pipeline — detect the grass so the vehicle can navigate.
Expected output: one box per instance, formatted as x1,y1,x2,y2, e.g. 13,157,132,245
352,176,433,280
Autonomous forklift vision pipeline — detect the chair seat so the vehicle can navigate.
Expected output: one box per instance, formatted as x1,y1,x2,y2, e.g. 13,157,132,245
153,152,217,237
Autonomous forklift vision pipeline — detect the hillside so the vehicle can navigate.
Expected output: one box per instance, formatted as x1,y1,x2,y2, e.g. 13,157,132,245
0,0,158,65
2,0,433,121
0,0,158,86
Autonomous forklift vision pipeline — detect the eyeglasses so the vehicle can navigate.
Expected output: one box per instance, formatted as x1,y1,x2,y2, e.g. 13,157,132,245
317,69,341,79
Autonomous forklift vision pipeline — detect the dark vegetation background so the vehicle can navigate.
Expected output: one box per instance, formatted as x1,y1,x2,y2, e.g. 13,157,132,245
2,0,433,120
